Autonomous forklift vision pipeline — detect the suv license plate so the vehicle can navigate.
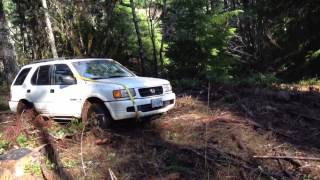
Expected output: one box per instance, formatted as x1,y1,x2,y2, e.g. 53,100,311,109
151,98,163,108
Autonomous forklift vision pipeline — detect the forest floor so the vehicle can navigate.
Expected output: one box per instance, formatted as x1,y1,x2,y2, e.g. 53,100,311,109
1,85,320,179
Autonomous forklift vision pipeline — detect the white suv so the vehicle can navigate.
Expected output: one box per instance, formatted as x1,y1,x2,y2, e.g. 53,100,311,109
9,58,175,128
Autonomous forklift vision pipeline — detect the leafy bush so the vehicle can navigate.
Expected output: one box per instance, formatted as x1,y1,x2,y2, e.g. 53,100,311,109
172,78,202,91
165,0,242,81
237,73,280,87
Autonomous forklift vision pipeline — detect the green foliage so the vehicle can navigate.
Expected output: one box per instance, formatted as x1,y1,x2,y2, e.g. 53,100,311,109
311,50,320,59
298,78,320,86
0,134,10,154
171,78,202,91
24,163,42,176
67,119,84,133
45,157,55,170
211,10,244,25
49,119,83,139
2,0,320,88
254,0,320,80
205,10,243,82
3,0,15,15
106,152,117,161
16,134,28,147
165,0,210,78
237,73,280,87
306,49,320,61
165,0,242,82
62,159,78,168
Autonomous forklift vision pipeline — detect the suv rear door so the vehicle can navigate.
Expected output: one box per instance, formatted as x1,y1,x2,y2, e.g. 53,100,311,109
10,67,32,103
27,65,54,114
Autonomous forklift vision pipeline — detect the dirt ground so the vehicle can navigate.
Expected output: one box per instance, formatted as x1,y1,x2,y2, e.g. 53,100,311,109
1,86,320,179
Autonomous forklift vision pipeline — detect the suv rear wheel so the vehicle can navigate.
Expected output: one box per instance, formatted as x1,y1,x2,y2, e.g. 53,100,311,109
17,101,32,116
16,101,37,120
82,102,112,129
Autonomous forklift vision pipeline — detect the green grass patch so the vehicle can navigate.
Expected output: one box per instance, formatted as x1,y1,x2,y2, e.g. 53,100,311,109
48,119,84,138
298,78,320,86
62,159,78,168
24,162,42,176
106,152,117,161
0,133,10,154
16,134,28,147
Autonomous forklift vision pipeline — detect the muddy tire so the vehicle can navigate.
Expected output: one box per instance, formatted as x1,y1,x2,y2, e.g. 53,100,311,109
16,101,37,121
16,101,32,116
82,101,112,129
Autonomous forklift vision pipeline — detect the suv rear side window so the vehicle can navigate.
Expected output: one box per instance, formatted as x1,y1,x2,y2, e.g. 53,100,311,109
14,68,31,85
31,65,51,85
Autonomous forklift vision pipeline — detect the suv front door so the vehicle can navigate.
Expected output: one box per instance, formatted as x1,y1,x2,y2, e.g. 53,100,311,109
50,64,81,117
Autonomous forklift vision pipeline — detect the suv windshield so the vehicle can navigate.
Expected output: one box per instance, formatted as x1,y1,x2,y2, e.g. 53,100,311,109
72,60,134,79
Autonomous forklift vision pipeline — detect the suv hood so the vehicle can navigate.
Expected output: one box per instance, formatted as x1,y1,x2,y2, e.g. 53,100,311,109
91,76,169,88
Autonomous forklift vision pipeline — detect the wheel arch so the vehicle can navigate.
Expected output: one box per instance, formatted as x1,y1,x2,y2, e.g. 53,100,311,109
82,96,113,119
16,99,34,115
18,99,34,108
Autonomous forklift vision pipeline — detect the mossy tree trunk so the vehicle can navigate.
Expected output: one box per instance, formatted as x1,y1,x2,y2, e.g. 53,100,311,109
0,0,19,85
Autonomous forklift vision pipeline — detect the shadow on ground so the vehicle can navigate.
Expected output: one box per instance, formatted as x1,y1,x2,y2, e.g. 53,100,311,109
1,86,320,179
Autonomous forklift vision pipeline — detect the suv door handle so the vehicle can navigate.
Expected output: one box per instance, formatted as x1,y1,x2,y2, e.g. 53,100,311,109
27,89,31,93
50,89,54,93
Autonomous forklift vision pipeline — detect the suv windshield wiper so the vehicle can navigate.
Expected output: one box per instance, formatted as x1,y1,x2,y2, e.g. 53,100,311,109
90,77,106,80
108,75,128,78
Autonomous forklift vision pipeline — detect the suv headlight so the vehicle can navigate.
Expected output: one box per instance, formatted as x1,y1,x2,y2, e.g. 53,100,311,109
163,84,172,92
113,88,136,99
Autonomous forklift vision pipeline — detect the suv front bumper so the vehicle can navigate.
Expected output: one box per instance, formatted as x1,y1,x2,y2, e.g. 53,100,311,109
105,92,175,120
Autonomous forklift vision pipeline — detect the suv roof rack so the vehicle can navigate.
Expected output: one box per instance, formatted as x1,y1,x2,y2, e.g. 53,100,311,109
31,57,66,64
29,57,111,65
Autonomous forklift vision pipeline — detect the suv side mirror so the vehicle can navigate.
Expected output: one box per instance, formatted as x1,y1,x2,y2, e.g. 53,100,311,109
61,75,76,85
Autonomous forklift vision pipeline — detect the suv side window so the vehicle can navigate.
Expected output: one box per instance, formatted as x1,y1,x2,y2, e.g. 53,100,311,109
14,68,31,85
31,65,51,85
53,64,76,85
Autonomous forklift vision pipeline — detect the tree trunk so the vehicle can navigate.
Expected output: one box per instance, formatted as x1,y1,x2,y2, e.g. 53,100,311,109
41,0,58,58
130,0,146,75
159,0,167,75
16,0,26,54
0,0,19,85
150,21,158,77
147,0,158,77
255,1,264,70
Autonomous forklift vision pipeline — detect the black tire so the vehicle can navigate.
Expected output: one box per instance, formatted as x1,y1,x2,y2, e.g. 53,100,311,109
82,102,112,129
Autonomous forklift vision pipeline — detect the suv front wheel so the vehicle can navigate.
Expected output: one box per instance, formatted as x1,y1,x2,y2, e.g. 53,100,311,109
82,101,112,129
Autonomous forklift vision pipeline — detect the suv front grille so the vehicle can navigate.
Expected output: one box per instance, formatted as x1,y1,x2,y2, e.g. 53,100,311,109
138,86,163,97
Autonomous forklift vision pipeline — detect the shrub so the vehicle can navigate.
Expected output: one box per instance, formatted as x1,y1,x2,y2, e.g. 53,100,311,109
237,73,280,87
171,78,202,91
